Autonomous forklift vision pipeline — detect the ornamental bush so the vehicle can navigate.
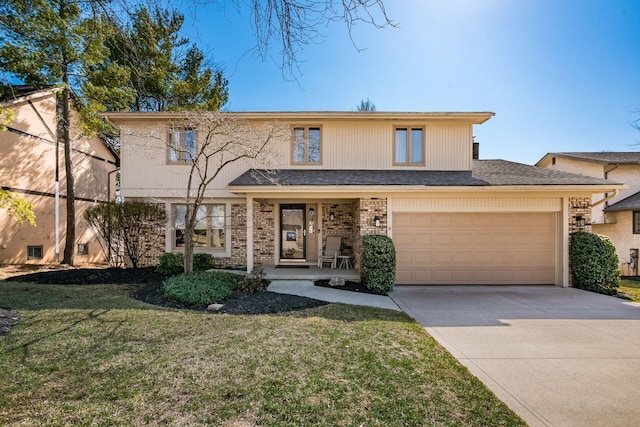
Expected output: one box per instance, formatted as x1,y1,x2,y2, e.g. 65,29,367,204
361,234,396,294
157,253,184,276
157,252,214,275
569,232,620,296
161,271,245,305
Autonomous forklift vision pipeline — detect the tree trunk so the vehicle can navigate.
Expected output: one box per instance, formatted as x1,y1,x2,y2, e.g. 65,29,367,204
60,72,75,265
184,230,194,275
183,204,194,274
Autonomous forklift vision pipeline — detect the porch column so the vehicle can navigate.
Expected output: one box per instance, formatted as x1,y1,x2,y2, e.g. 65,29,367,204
561,196,570,287
246,196,254,272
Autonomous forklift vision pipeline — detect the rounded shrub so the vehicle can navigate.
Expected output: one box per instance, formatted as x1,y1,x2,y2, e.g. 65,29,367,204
161,271,245,305
193,253,214,272
157,253,184,276
361,234,396,294
569,231,620,296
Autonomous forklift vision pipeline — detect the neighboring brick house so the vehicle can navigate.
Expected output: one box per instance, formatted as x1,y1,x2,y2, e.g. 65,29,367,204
0,86,118,264
105,111,622,286
537,152,640,274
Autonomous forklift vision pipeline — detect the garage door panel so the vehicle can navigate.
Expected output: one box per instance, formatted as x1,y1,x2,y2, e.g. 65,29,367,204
393,212,556,285
412,250,433,265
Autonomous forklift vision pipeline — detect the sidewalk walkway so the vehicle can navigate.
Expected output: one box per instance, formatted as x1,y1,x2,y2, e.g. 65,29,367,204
267,280,401,311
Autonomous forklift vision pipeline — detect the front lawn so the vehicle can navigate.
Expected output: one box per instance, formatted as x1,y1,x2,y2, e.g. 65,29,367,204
620,278,640,302
0,282,525,426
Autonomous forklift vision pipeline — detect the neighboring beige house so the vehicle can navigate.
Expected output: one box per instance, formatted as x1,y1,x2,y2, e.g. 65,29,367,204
105,111,623,286
0,86,118,264
537,152,640,274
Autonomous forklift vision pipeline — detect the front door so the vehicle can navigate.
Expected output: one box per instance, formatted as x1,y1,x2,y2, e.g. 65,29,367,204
280,204,306,261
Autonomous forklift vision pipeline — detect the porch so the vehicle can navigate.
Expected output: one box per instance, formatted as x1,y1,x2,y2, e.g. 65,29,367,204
260,264,361,281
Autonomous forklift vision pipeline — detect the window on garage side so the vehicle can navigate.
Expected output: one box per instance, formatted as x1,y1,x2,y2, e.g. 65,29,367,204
634,212,640,234
174,204,226,250
394,127,424,165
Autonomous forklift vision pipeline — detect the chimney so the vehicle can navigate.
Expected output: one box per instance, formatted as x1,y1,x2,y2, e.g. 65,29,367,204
472,142,479,160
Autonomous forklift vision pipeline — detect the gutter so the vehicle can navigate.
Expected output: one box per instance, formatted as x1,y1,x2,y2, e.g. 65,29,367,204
592,189,619,208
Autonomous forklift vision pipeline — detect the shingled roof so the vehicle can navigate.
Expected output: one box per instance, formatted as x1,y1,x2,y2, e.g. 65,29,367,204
228,160,618,188
605,190,640,211
542,152,640,165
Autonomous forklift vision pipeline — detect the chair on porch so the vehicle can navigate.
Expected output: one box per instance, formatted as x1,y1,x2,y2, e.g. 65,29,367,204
318,235,341,268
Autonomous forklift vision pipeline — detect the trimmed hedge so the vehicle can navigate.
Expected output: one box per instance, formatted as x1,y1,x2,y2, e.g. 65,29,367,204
361,235,396,294
161,271,245,305
569,232,620,296
157,252,214,276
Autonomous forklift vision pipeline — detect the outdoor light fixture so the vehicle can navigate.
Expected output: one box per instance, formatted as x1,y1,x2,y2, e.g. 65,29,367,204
575,215,585,229
374,215,381,227
329,212,335,221
309,208,315,218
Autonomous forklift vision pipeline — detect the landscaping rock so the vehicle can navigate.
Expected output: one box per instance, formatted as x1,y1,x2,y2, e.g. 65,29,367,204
329,277,345,287
207,303,224,311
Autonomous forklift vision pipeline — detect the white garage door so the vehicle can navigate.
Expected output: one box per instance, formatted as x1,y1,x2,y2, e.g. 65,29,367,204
393,212,556,285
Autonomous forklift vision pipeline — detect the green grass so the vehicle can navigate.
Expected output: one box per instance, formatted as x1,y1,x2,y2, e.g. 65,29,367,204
0,282,525,426
619,279,640,302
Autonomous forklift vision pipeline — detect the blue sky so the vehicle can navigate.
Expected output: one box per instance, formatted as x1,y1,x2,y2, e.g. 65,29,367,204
177,0,640,165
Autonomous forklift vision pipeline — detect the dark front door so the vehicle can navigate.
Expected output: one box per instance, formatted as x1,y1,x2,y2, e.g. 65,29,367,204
280,204,306,261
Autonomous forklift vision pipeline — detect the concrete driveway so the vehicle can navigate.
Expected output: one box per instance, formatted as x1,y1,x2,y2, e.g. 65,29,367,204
390,286,640,427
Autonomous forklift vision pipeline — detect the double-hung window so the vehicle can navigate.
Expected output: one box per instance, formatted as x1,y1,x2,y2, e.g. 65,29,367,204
168,128,196,163
174,204,226,250
292,126,321,164
394,127,424,165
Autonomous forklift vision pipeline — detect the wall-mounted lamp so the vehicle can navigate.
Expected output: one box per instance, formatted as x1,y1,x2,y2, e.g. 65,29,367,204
575,215,585,229
329,212,335,221
309,208,315,218
374,215,381,227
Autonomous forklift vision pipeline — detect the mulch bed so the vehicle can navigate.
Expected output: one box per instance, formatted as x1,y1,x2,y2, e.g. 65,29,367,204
1,267,330,336
314,279,387,296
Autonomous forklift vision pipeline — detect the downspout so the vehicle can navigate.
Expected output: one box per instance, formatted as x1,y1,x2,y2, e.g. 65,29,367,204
592,164,620,209
592,189,619,208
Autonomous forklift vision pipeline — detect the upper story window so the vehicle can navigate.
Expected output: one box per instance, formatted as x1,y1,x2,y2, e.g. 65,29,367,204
168,128,196,163
292,126,321,164
394,127,424,165
633,212,640,234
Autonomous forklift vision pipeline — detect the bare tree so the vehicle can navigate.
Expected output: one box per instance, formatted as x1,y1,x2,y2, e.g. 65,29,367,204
139,112,284,274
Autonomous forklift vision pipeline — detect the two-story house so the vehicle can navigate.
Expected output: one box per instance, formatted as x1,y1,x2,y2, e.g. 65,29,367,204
0,86,118,264
537,152,640,274
105,111,623,286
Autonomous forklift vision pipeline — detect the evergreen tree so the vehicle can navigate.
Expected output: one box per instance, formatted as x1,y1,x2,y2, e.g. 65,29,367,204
0,0,126,265
91,5,228,113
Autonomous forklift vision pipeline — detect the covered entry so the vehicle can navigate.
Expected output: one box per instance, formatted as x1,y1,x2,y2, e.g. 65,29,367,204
393,212,556,285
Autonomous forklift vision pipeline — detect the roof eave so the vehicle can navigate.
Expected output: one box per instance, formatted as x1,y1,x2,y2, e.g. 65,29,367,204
100,111,496,124
228,184,627,194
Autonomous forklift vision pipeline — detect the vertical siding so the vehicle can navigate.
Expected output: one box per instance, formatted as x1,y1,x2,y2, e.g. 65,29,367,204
121,117,476,198
425,123,471,170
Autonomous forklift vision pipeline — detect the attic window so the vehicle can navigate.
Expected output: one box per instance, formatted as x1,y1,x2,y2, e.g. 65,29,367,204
394,127,424,166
